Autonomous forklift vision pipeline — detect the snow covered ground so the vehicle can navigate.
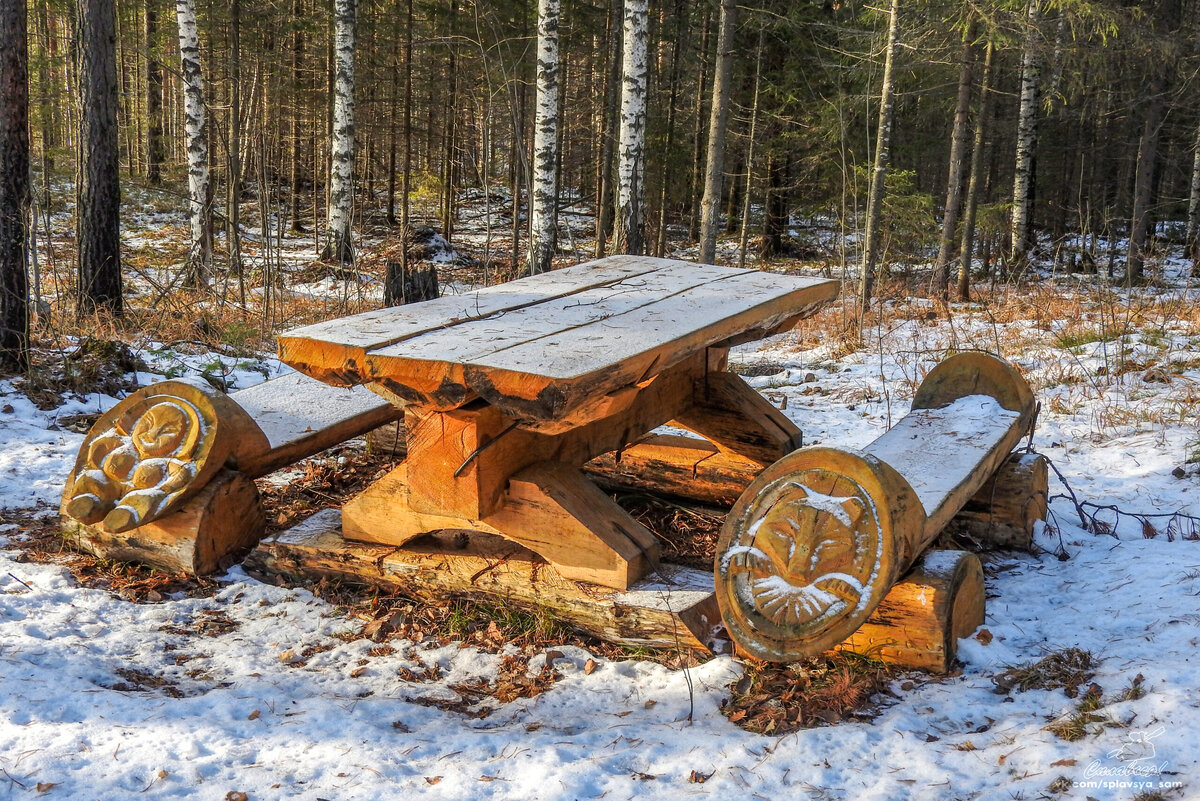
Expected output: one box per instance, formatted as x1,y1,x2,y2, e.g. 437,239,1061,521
2,281,1199,800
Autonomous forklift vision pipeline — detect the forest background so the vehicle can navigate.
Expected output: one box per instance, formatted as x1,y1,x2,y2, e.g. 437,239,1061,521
0,0,1198,367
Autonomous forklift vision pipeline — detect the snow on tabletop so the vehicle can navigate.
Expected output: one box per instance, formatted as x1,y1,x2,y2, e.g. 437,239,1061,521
865,395,1021,516
2,310,1200,800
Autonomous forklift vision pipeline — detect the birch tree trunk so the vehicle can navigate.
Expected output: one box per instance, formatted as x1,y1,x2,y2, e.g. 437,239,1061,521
528,0,560,274
697,0,736,265
323,0,356,264
932,24,975,298
175,0,211,283
958,41,994,301
615,0,648,256
79,0,123,314
1009,0,1043,267
0,0,30,369
856,0,900,317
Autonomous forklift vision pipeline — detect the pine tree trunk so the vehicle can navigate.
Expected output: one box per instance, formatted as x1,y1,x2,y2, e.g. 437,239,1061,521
958,41,994,302
593,0,620,258
696,0,735,265
78,0,123,314
228,0,243,300
687,10,711,242
175,0,211,283
439,0,458,242
856,0,900,316
615,0,648,256
1009,0,1042,267
1125,90,1164,284
528,0,560,274
1186,117,1200,267
385,0,413,305
386,2,399,226
1125,0,1180,284
932,25,974,299
288,0,305,233
36,2,54,174
736,28,763,270
145,0,164,186
323,0,356,264
0,0,30,370
653,0,684,259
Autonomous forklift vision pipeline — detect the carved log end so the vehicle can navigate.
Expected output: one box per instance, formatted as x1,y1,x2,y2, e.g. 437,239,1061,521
62,381,269,533
715,446,923,662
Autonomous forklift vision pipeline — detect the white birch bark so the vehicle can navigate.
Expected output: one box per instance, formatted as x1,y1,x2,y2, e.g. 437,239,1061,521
175,0,210,283
529,0,560,274
615,0,647,255
856,0,900,316
324,0,356,264
1010,0,1042,266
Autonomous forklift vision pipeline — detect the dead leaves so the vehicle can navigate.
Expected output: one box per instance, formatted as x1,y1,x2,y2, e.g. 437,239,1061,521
159,608,239,638
722,654,891,735
404,654,562,720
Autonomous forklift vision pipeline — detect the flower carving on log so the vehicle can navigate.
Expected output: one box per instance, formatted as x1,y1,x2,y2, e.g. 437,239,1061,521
65,394,215,533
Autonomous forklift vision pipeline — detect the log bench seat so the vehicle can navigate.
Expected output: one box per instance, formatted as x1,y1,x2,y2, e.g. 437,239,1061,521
715,351,1039,662
60,371,402,574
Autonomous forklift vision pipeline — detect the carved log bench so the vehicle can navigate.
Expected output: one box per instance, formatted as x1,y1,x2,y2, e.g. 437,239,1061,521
715,352,1039,663
60,372,401,574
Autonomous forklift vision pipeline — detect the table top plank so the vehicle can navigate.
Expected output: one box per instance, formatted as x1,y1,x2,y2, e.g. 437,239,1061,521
278,256,671,384
366,261,755,372
280,257,839,420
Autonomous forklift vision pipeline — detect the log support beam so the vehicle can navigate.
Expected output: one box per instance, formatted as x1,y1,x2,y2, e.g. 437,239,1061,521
61,469,265,575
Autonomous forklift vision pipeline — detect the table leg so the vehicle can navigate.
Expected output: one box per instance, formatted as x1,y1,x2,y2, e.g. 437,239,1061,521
341,356,711,590
672,371,802,466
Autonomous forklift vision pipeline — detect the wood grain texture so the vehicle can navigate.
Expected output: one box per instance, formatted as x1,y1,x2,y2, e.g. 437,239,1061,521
248,509,718,652
584,433,761,506
950,452,1047,550
341,460,659,590
62,380,268,532
279,256,838,420
249,510,983,670
231,372,402,477
61,469,265,575
673,370,802,466
835,549,984,673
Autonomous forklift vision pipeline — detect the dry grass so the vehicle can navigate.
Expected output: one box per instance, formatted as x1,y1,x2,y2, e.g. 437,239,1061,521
992,648,1096,697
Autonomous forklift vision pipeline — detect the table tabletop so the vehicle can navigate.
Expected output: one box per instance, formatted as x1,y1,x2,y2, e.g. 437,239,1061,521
278,256,839,421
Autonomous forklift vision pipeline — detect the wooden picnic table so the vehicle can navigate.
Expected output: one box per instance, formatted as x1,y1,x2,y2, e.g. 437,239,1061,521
278,255,839,590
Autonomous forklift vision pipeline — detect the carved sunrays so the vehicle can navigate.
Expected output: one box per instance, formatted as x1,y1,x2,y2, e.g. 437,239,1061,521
65,396,210,532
